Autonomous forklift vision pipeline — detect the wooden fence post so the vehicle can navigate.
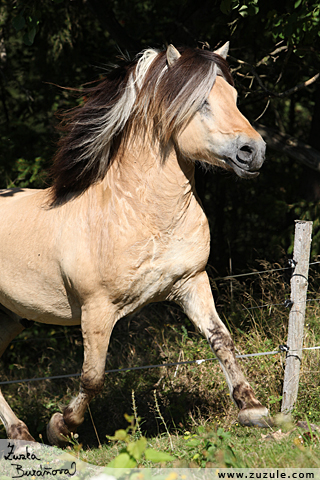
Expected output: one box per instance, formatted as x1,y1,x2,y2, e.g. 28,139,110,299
281,220,313,414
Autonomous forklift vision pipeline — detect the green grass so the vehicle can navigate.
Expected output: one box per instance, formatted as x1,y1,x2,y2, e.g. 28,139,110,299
1,263,320,468
75,421,320,468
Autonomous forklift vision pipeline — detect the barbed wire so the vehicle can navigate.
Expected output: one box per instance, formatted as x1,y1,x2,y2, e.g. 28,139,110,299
1,345,320,386
242,293,320,311
10,301,319,344
211,265,292,281
7,260,320,344
211,260,320,282
11,296,320,344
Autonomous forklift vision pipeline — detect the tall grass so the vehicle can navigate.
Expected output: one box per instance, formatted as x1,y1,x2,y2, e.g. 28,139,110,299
1,261,320,466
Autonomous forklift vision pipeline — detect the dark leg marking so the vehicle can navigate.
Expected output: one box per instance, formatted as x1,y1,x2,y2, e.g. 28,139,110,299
8,423,35,441
232,383,262,410
80,373,105,397
208,324,235,352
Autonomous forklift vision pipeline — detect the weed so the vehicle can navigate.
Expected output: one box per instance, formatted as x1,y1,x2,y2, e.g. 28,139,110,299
153,389,173,451
183,425,242,467
131,390,142,439
105,415,175,468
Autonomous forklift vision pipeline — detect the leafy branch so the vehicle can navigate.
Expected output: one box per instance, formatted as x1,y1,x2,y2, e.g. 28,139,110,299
231,54,320,99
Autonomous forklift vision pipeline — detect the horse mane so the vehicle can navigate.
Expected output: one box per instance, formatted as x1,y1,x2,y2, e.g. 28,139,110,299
49,47,234,204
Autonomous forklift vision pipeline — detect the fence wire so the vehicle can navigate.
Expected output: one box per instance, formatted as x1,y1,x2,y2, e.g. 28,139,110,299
8,260,320,343
1,345,320,386
211,260,320,282
1,260,320,386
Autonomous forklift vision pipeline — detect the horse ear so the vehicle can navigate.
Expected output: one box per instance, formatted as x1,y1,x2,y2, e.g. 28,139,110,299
166,44,181,67
214,41,229,60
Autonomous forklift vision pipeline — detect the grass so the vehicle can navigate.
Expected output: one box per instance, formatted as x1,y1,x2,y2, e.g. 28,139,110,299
1,261,320,468
80,426,320,468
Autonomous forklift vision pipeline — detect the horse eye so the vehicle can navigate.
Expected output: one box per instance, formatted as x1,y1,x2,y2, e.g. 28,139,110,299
199,99,211,116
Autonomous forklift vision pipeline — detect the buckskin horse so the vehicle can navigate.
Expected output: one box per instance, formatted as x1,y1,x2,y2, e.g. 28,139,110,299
0,43,269,446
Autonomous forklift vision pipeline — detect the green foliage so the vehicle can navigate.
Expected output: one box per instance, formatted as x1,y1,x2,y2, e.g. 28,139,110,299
1,4,320,463
11,0,76,48
12,8,40,46
219,0,320,49
267,2,320,49
184,425,241,467
220,0,259,17
106,415,175,468
6,156,47,188
268,394,283,405
1,0,320,266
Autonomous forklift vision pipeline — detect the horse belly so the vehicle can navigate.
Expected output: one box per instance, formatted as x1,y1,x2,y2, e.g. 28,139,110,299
0,250,80,325
0,264,81,325
0,190,81,325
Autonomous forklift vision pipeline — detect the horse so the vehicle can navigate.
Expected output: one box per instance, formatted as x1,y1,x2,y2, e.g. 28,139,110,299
0,42,269,447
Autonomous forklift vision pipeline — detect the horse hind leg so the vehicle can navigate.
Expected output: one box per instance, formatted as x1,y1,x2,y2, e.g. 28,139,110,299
0,305,35,441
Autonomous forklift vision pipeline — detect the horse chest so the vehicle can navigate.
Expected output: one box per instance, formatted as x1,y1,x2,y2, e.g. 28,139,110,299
105,215,210,311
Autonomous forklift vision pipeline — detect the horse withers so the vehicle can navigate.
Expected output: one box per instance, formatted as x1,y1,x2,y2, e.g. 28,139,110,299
0,42,268,446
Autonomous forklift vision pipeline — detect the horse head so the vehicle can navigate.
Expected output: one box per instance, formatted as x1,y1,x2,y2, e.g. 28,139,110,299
167,43,266,178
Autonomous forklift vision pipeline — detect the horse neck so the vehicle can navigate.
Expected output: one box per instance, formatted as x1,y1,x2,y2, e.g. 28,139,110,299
99,140,198,230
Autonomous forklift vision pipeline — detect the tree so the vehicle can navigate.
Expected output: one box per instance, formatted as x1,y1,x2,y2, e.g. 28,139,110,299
1,0,319,269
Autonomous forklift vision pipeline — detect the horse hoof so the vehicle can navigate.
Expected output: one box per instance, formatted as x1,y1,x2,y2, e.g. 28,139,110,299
46,412,73,447
238,406,273,428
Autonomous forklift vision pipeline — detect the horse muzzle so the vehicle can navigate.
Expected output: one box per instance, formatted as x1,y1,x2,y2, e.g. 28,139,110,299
224,137,266,179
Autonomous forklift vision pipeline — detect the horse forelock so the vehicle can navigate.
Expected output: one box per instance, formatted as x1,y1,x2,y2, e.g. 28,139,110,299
49,47,233,204
135,48,234,146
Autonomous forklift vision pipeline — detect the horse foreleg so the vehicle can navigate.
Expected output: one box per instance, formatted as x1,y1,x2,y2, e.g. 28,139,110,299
0,306,35,441
47,303,113,446
173,271,271,427
0,390,35,441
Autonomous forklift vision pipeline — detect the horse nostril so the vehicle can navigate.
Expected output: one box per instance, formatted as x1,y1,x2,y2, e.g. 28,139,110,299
236,145,254,164
240,145,253,154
